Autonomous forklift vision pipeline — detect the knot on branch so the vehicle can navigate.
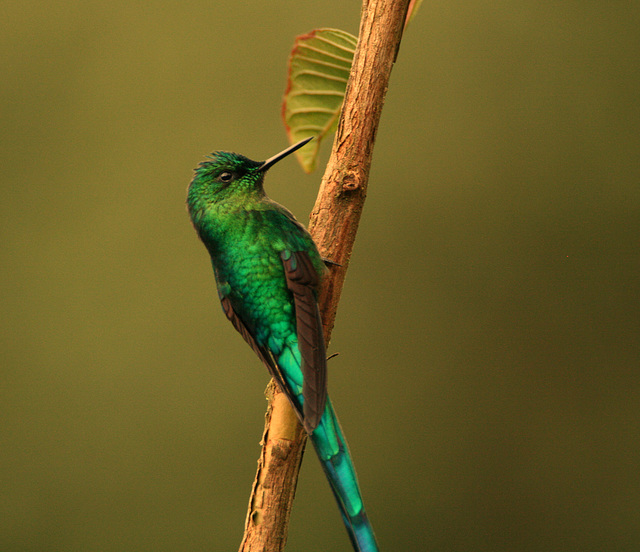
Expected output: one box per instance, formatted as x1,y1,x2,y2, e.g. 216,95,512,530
340,170,361,192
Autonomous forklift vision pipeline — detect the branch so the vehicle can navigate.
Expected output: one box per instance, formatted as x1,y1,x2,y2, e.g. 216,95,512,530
239,1,410,550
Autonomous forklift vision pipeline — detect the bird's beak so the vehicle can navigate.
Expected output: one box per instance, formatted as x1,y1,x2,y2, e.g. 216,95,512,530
258,137,313,172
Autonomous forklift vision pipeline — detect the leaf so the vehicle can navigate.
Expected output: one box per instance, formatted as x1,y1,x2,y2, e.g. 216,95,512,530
405,0,423,26
282,28,357,173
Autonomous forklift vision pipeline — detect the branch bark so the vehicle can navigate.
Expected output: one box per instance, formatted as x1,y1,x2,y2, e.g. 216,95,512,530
239,1,410,550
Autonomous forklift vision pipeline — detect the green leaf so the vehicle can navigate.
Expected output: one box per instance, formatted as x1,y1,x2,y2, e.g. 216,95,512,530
282,28,357,173
405,0,424,26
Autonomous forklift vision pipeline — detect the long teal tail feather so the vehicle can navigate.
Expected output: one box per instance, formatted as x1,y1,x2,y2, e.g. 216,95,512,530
311,400,379,552
277,345,380,552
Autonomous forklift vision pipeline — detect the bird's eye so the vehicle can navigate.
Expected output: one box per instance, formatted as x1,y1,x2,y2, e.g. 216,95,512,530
218,171,234,183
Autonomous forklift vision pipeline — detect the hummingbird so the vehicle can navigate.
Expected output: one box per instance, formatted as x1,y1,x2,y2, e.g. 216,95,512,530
187,137,380,552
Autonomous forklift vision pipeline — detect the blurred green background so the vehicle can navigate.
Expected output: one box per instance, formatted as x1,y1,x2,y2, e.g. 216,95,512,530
2,1,639,551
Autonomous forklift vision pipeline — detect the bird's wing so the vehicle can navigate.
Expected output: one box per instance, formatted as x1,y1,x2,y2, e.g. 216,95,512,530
217,287,304,422
281,250,327,433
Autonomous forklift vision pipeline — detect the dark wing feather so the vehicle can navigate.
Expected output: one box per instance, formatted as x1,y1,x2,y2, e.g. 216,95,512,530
281,250,327,433
219,293,304,422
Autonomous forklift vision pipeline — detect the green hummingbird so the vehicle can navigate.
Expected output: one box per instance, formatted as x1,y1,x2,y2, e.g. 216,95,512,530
187,137,380,551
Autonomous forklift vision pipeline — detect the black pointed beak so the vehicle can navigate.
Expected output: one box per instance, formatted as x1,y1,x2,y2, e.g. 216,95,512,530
258,137,313,172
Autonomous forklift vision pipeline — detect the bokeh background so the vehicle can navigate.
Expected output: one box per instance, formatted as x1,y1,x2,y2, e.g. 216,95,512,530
2,1,639,551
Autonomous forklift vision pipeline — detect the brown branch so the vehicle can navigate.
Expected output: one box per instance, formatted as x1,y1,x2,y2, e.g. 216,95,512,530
238,381,307,551
239,1,410,550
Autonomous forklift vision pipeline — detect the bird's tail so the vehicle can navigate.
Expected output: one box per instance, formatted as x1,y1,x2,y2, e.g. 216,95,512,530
310,398,380,552
276,344,379,551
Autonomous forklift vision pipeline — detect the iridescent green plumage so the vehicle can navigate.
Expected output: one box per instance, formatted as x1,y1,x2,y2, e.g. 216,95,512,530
187,138,379,552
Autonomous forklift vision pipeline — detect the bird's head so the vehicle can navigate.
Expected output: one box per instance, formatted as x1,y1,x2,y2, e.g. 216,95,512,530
187,137,312,215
